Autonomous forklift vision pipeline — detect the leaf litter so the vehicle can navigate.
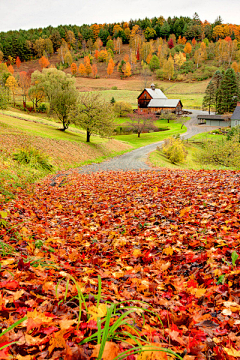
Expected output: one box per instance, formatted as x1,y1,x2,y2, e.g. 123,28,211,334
0,169,240,359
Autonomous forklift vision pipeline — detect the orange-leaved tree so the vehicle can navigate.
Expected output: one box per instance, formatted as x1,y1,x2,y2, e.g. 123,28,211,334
107,58,115,77
79,63,86,76
92,64,98,78
184,42,192,54
71,63,78,76
39,56,50,69
16,56,21,69
8,65,14,74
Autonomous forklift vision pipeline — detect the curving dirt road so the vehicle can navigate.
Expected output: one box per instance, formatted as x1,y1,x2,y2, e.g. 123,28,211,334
76,110,217,174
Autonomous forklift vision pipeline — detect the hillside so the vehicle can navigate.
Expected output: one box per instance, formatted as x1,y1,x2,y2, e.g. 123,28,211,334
0,111,132,202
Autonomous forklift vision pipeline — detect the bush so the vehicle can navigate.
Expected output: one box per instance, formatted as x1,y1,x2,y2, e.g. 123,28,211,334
113,101,133,117
156,68,164,80
111,86,117,90
36,103,47,113
194,138,240,168
179,60,195,74
13,147,53,171
161,136,187,164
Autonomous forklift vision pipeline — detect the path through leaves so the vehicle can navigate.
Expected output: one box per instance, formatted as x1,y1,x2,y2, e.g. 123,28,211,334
1,169,240,359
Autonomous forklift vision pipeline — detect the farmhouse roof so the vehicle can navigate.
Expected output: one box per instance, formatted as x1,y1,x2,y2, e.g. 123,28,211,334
147,99,181,108
231,105,240,120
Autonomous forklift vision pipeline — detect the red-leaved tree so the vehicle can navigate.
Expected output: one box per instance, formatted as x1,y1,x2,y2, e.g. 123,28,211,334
127,110,157,137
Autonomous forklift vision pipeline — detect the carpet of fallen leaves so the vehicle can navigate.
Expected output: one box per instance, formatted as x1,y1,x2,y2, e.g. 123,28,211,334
1,169,240,359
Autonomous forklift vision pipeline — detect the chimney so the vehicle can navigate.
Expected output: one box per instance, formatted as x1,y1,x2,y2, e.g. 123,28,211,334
237,101,240,107
150,83,155,91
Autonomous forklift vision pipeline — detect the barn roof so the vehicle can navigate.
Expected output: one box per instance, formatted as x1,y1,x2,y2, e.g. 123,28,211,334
137,88,167,100
145,88,167,99
231,105,240,120
147,99,181,108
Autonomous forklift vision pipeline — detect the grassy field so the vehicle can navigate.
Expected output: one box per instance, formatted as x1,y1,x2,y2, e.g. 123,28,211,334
0,111,133,202
149,143,236,171
114,120,186,148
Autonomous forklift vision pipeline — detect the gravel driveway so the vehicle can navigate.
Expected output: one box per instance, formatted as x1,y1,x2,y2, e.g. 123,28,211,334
76,109,218,173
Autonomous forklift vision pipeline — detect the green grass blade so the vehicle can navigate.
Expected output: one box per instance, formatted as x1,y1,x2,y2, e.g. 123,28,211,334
0,316,27,338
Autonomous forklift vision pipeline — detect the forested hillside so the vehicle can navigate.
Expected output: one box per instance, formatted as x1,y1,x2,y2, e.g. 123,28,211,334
0,13,240,84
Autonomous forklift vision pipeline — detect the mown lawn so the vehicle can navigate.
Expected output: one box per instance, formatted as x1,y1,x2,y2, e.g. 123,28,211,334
114,120,186,148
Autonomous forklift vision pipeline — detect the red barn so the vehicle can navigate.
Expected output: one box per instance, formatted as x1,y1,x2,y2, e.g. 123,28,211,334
137,84,182,114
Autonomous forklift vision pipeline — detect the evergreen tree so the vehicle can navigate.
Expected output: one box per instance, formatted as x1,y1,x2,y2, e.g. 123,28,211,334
217,68,239,113
211,70,223,110
202,80,215,114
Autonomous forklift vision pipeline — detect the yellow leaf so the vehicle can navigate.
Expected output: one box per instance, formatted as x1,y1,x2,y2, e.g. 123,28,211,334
92,342,119,360
1,258,15,266
88,304,107,321
224,347,240,357
163,247,173,256
189,288,206,298
133,249,142,257
0,211,8,219
153,187,158,193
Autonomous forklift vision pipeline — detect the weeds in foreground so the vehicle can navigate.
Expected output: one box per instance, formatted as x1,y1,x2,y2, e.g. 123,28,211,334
13,147,53,171
57,274,183,360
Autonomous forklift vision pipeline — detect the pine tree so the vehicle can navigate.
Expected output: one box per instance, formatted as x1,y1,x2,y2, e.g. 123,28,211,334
217,68,239,113
202,80,216,114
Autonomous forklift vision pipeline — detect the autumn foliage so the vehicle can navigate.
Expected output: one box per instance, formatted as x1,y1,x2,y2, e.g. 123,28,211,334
39,56,50,69
1,169,240,358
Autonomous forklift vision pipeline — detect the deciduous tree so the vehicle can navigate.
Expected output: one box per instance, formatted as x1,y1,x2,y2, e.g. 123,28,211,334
91,64,98,78
16,56,21,69
71,62,78,76
79,63,86,76
19,71,31,105
5,75,18,105
39,56,50,69
127,110,157,137
107,58,115,77
163,55,174,80
30,68,78,130
184,42,192,54
123,62,131,77
70,92,115,142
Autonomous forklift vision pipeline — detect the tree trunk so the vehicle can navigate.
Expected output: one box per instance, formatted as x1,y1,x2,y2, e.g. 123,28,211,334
138,132,140,138
86,130,91,142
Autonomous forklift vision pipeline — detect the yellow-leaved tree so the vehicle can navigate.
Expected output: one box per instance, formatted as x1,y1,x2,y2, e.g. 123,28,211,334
163,56,174,80
5,75,18,105
79,63,86,76
123,62,131,77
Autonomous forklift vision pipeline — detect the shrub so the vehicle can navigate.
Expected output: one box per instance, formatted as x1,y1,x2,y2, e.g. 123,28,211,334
161,136,187,164
111,86,117,90
227,125,240,142
194,138,240,168
113,101,132,117
156,68,164,80
13,147,53,171
179,60,195,74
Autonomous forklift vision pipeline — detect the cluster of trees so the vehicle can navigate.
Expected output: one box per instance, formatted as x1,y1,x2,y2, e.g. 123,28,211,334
202,68,239,113
0,14,239,62
0,66,116,142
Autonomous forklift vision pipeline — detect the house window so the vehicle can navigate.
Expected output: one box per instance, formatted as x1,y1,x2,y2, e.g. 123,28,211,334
144,93,147,99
